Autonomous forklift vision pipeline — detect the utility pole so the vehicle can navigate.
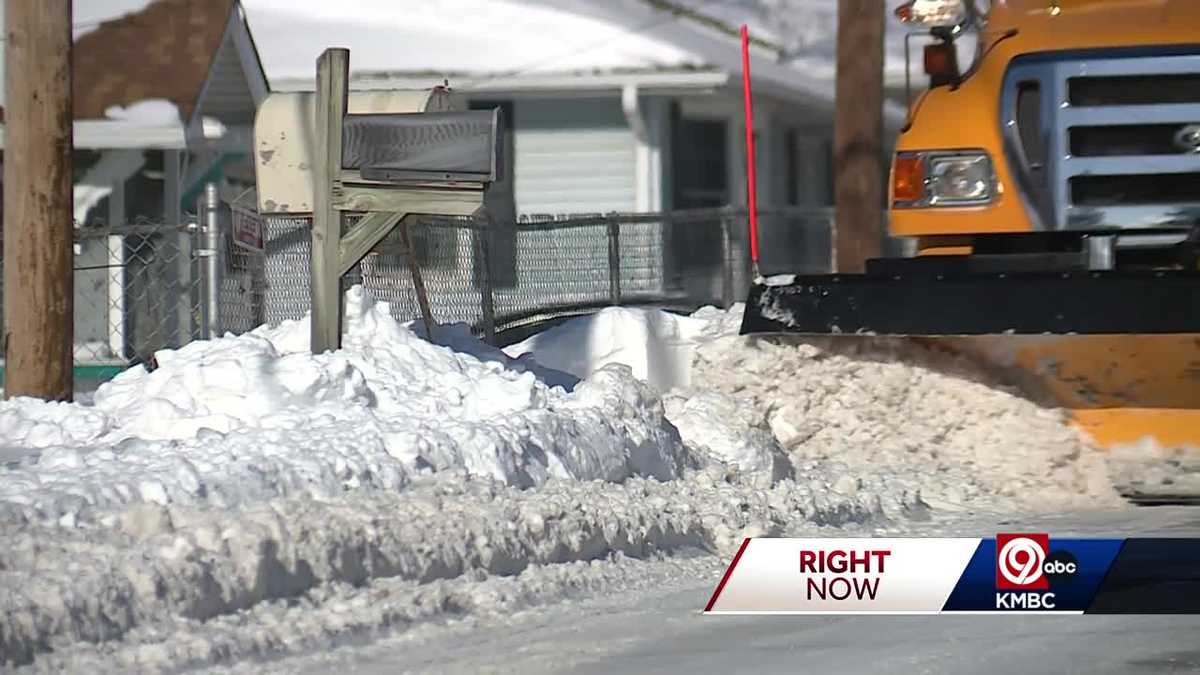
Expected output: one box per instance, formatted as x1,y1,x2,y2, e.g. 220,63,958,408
833,0,885,273
4,0,74,400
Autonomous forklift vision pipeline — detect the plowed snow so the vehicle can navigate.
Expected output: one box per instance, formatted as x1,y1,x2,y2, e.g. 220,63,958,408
0,297,1135,672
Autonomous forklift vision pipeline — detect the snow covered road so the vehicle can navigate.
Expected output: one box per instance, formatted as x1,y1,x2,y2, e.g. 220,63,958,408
244,508,1200,675
3,292,1193,672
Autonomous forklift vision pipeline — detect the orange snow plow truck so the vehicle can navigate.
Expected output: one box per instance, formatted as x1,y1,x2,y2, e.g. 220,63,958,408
741,0,1200,501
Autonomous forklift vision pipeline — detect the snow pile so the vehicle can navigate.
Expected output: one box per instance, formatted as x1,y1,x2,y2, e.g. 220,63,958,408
0,297,928,671
414,321,580,391
1107,438,1200,499
505,304,742,391
0,297,1139,670
505,307,701,391
0,467,899,671
0,398,110,451
687,330,1121,511
504,305,794,480
662,391,791,487
507,304,1122,512
0,288,690,523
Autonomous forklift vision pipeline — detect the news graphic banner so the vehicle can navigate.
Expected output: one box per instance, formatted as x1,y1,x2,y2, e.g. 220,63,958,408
704,535,1200,614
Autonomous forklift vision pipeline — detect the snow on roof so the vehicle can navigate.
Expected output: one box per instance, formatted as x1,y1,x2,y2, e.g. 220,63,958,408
0,0,255,149
667,0,979,87
242,0,704,83
243,0,904,122
0,0,231,127
102,99,182,126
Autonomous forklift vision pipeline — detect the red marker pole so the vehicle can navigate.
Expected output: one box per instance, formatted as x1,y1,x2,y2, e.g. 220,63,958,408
740,25,761,279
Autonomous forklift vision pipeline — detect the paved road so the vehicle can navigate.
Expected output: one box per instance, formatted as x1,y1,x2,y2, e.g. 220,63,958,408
261,507,1200,675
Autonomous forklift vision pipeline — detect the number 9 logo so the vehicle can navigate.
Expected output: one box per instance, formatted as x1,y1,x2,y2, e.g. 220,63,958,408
999,537,1046,586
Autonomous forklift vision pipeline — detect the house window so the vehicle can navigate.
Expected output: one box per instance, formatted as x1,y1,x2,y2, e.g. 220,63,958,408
666,108,728,296
671,117,728,209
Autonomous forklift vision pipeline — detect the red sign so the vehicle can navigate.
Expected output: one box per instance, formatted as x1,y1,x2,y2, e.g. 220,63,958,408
232,213,265,253
996,533,1050,590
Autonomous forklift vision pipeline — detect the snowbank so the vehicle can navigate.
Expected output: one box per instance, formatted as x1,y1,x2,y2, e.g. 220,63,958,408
1,465,898,670
687,330,1121,511
1106,438,1200,500
0,288,689,524
504,307,698,391
504,304,742,391
0,297,1139,670
662,391,791,487
504,304,1122,512
503,305,795,482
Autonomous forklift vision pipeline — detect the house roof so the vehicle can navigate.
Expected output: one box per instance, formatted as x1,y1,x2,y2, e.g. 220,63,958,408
652,0,974,88
0,0,232,121
0,0,268,149
72,0,236,122
242,0,702,83
244,0,904,123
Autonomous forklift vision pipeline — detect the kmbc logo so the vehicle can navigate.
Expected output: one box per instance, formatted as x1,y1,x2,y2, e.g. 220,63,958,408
994,533,1081,609
996,533,1051,590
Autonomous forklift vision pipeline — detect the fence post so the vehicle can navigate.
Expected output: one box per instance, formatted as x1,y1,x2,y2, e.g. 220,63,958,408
166,150,194,348
607,218,621,305
720,210,734,309
474,225,496,344
106,180,127,361
197,183,222,340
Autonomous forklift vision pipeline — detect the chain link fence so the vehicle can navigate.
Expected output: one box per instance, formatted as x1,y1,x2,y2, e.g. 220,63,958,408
0,200,834,389
1,222,201,374
77,222,203,364
225,200,835,344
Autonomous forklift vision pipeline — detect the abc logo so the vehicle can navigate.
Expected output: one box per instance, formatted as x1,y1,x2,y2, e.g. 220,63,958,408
1043,551,1079,585
1044,560,1074,574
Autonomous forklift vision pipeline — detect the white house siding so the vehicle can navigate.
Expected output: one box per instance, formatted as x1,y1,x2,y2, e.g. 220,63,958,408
513,98,636,217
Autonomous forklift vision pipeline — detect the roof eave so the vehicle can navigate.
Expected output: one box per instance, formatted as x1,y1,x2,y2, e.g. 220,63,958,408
270,69,732,96
0,120,188,150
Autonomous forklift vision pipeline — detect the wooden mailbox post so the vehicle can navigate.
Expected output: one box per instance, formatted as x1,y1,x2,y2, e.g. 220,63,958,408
255,48,502,354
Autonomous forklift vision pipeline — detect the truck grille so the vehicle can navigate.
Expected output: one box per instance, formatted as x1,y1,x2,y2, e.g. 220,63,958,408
1071,173,1200,207
1069,124,1190,157
1068,73,1200,106
1003,51,1200,230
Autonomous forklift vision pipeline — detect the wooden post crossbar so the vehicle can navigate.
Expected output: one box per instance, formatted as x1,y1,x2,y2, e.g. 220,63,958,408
307,48,499,353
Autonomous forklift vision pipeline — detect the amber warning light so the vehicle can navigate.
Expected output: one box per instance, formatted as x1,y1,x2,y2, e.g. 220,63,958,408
893,155,926,204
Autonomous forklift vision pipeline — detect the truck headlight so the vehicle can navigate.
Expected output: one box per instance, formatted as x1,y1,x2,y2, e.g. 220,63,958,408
929,154,991,203
892,150,994,207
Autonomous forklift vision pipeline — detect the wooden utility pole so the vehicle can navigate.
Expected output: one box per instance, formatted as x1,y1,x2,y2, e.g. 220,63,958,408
833,0,885,273
4,0,74,400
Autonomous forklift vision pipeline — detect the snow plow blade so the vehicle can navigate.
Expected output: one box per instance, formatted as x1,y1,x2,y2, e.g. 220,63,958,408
741,270,1200,503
